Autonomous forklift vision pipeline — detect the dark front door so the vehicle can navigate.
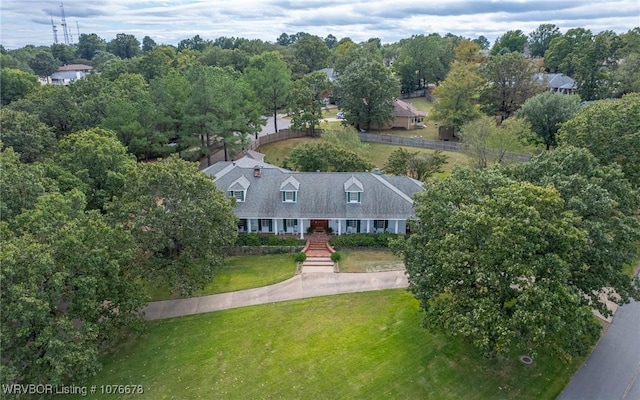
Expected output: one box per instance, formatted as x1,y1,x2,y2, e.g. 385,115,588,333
310,219,329,231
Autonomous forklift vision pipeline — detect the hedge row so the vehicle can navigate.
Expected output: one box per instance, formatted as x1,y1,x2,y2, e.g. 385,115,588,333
235,233,306,247
329,233,403,248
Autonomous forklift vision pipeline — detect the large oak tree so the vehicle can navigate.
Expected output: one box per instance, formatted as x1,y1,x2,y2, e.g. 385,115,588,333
396,168,614,359
107,156,238,296
335,58,400,131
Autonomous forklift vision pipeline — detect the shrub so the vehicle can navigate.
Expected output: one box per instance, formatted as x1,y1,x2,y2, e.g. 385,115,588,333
294,252,307,262
329,233,403,248
331,252,342,262
236,233,262,246
235,233,305,247
326,227,334,234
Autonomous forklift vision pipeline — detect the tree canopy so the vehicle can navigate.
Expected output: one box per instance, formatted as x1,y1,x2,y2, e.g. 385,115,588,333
244,51,292,133
396,167,621,359
431,61,484,130
558,93,640,185
287,71,332,137
55,127,136,211
507,146,640,319
2,190,146,386
336,58,400,131
106,156,238,296
0,109,56,162
0,68,38,105
480,52,544,119
516,91,581,150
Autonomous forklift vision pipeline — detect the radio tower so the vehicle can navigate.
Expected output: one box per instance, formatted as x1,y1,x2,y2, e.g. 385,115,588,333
51,16,58,44
60,3,70,45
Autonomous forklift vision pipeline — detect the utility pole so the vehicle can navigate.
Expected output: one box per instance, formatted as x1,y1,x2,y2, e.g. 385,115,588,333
51,16,58,44
60,3,70,45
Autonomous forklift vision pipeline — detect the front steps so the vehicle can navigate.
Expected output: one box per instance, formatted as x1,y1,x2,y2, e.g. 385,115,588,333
301,256,335,273
301,232,336,273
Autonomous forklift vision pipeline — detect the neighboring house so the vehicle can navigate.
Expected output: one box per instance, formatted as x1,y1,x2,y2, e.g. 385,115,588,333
58,64,93,73
50,64,93,85
379,99,427,130
318,67,338,83
535,73,577,94
50,71,85,85
202,152,424,239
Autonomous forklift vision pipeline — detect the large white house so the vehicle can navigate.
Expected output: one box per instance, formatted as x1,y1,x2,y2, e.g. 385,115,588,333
202,151,424,239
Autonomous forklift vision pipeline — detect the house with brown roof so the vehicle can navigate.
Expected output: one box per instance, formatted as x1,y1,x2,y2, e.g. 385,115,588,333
58,64,93,73
50,64,93,85
383,99,427,130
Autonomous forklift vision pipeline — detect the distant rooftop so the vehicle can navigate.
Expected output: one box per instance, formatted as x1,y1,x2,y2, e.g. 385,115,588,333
58,64,93,72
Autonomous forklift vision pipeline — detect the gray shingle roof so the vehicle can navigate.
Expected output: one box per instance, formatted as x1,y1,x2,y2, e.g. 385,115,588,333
205,156,424,220
343,176,364,192
228,175,251,191
280,176,300,191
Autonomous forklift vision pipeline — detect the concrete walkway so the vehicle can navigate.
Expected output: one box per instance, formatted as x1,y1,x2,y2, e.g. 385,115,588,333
143,270,408,320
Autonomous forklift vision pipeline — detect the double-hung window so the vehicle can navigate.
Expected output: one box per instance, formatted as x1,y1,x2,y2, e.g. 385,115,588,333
230,191,245,202
347,191,361,203
282,191,297,202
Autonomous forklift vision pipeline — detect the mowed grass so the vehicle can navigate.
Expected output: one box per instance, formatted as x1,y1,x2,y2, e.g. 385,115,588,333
147,254,296,301
258,137,469,179
78,290,581,399
339,250,404,272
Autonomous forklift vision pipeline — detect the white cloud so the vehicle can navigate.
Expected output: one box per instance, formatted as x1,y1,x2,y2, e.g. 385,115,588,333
1,0,638,49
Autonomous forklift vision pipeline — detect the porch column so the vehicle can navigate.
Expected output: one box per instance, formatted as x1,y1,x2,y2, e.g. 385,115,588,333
366,219,370,233
247,219,252,233
394,219,398,234
273,218,278,235
299,218,304,239
337,219,342,235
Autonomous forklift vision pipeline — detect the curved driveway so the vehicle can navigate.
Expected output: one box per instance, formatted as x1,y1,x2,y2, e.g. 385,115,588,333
143,267,640,398
558,294,640,400
143,271,408,320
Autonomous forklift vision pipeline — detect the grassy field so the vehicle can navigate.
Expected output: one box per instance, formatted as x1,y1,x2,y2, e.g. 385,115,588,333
79,290,581,399
147,254,297,301
338,250,404,272
258,137,469,179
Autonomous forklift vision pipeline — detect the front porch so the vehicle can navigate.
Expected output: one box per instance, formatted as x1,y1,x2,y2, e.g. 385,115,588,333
237,218,407,238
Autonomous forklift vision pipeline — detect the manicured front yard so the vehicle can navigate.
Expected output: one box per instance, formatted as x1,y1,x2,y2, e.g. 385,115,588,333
147,254,297,301
338,250,404,272
80,290,581,399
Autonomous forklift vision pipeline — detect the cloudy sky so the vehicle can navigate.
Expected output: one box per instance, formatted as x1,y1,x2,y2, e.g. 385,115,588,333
1,0,639,49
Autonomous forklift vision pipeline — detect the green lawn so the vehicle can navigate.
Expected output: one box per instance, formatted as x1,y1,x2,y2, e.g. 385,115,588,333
258,137,469,179
79,290,581,399
338,250,404,272
147,254,297,301
259,137,316,166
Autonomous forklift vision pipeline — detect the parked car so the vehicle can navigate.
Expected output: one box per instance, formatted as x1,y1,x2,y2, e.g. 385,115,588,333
336,111,345,119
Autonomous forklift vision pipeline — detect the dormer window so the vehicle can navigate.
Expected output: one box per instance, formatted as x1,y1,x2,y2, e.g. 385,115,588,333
282,191,297,202
227,175,250,203
230,190,245,202
344,176,363,204
280,176,300,203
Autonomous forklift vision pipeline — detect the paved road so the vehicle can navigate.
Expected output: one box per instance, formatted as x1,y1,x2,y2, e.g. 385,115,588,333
558,284,640,399
143,270,409,320
258,114,291,137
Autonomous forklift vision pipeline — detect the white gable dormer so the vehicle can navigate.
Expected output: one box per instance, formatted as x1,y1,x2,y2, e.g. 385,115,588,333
280,176,300,203
228,175,250,202
344,176,363,204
